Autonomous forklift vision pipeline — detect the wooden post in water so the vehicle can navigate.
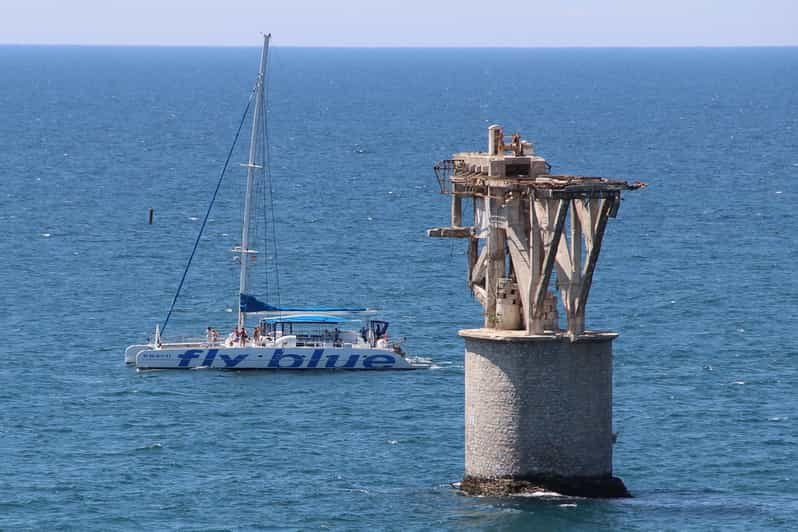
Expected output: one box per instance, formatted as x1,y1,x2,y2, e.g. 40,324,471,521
428,125,644,497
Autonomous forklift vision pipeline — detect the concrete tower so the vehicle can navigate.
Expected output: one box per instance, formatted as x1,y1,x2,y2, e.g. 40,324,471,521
428,125,644,497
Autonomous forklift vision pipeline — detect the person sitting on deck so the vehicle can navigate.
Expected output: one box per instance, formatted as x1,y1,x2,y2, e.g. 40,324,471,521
227,328,239,347
376,332,389,349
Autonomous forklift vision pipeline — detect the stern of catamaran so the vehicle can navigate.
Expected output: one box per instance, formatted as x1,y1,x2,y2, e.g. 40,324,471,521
124,344,151,365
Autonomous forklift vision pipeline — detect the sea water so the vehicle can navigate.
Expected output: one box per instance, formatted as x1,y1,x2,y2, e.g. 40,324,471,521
0,46,796,530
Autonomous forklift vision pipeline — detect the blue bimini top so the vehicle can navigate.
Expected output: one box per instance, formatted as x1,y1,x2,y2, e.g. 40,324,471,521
259,314,346,325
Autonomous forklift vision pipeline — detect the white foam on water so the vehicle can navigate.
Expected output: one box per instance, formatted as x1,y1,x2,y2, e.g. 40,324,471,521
518,490,566,498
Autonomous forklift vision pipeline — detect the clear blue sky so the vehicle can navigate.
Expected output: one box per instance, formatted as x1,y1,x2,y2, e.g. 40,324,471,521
3,0,796,47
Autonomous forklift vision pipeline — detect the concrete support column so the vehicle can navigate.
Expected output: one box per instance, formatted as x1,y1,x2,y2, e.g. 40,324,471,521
451,195,463,227
460,330,629,497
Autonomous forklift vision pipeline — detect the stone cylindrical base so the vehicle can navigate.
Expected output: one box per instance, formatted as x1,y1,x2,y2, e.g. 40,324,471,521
461,329,628,498
460,474,629,498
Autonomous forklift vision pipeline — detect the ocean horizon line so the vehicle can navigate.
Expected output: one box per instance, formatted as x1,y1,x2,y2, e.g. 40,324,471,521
1,42,796,50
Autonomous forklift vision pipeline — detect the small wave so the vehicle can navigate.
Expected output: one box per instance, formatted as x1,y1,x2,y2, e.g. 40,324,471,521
559,503,578,508
134,442,163,451
409,357,464,368
387,440,398,445
102,389,138,397
413,358,464,371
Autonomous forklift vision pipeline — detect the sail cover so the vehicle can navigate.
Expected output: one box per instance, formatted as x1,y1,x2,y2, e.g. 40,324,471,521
239,293,367,313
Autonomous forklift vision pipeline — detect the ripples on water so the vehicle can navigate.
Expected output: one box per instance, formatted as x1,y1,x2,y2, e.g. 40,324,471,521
0,46,796,530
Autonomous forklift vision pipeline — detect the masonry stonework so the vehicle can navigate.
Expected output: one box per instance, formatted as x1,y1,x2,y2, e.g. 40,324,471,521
460,330,629,497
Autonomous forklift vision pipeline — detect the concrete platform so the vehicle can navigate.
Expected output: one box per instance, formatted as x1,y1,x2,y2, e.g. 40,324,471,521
459,328,619,343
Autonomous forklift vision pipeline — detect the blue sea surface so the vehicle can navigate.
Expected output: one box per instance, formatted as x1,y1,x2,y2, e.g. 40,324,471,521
0,46,796,530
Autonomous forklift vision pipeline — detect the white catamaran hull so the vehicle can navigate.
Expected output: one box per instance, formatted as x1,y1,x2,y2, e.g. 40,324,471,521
135,346,414,370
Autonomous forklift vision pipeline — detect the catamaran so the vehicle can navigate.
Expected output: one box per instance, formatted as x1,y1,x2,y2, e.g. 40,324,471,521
125,35,415,370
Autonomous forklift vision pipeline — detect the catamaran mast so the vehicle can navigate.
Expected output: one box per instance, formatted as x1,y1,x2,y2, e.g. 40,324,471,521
238,33,270,329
